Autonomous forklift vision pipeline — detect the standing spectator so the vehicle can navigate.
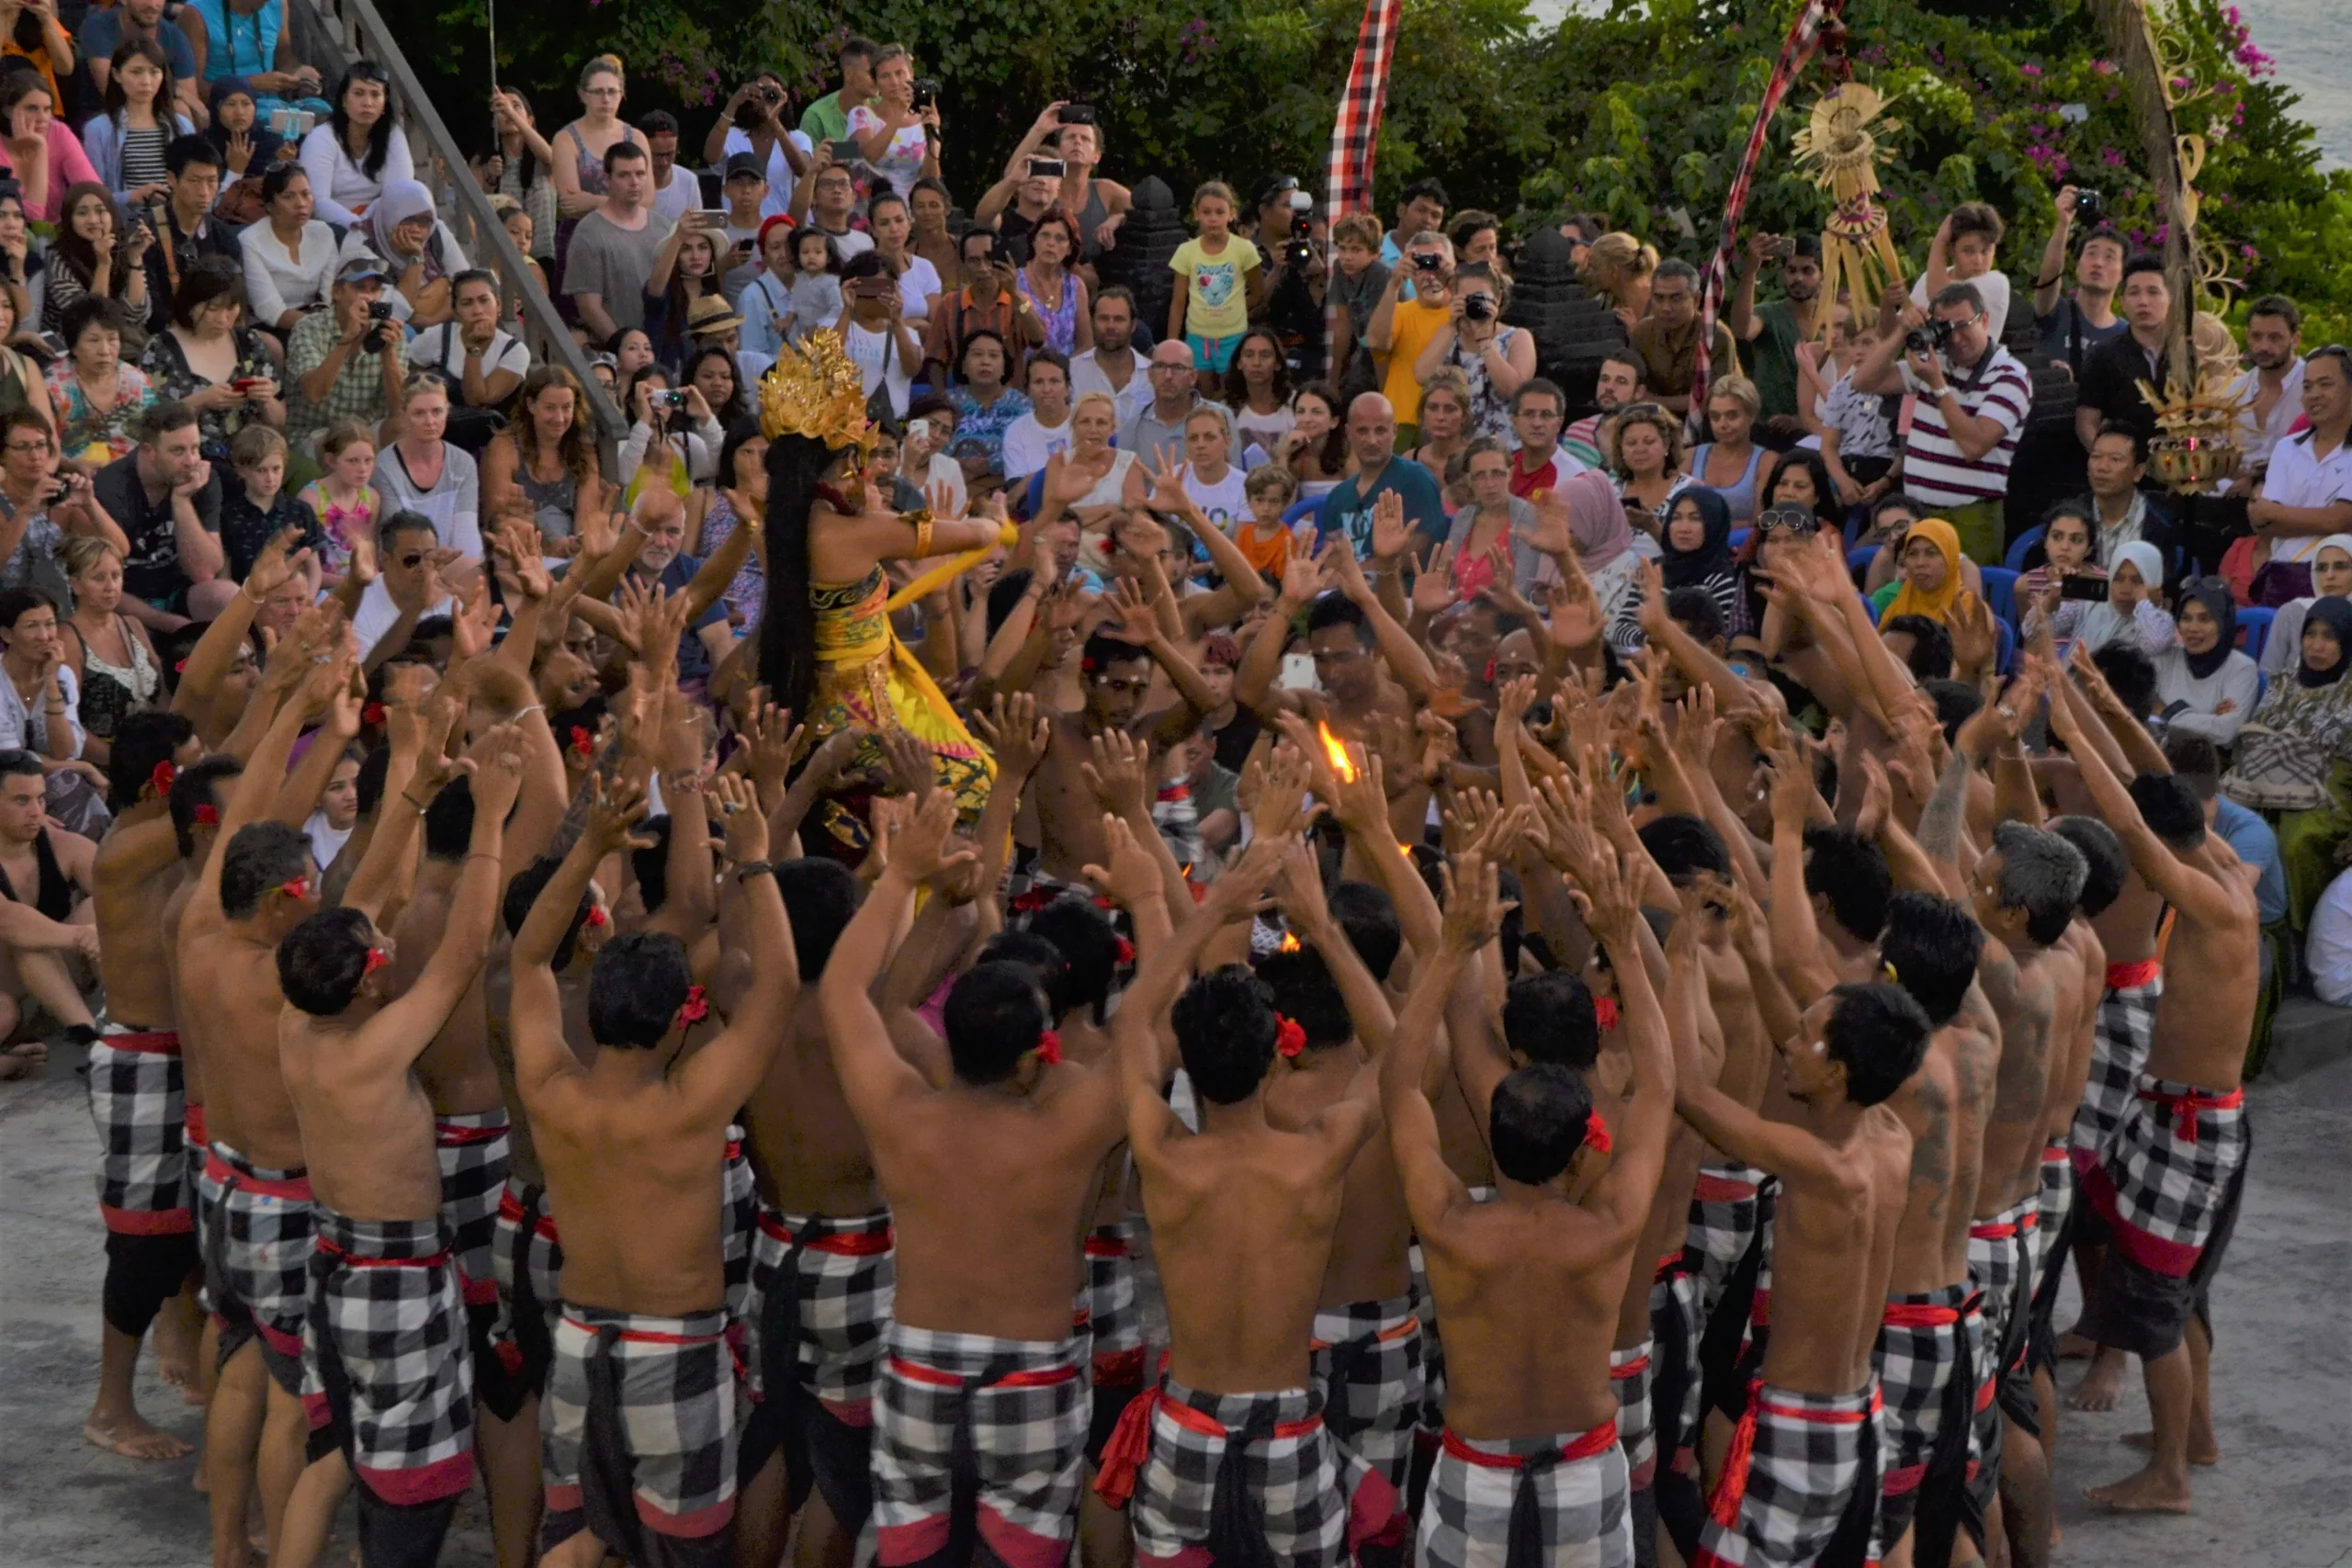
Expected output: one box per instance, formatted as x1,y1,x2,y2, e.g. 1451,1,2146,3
779,229,843,347
1001,349,1072,485
734,213,795,359
837,253,919,421
2245,345,2352,604
0,73,100,224
283,254,407,451
1913,201,2011,339
1506,378,1580,498
908,175,958,278
1378,178,1446,272
563,141,669,342
90,400,231,620
1412,263,1531,441
81,39,198,208
797,37,877,145
691,419,767,629
973,114,1070,261
81,0,201,122
1324,211,1390,395
2032,192,2127,376
405,268,528,422
2081,422,2177,570
922,228,1037,389
371,371,480,561
785,151,874,265
1577,231,1657,331
1069,286,1148,425
2154,578,2260,747
298,60,412,225
1627,259,1740,418
1046,112,1131,265
701,73,809,224
49,297,154,466
849,44,940,202
238,162,335,334
1687,374,1777,526
865,189,939,326
1119,339,1234,468
1560,352,1644,470
56,536,161,758
1015,210,1089,357
2074,254,2177,457
548,55,644,257
1726,231,1826,438
638,110,696,228
1166,180,1261,384
2260,536,2352,681
640,209,726,367
3,0,75,109
137,260,281,461
358,178,465,328
139,137,242,329
1363,230,1452,442
1848,281,2032,566
178,0,328,125
1316,391,1444,560
40,183,153,335
2230,295,2306,477
1812,312,1899,506
484,88,559,265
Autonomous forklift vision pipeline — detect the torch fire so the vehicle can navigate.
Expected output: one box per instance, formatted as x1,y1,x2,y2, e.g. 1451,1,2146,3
1279,931,1302,953
1316,721,1356,784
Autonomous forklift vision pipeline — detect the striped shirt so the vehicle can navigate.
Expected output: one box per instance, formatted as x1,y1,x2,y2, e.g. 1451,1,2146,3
1896,346,2031,508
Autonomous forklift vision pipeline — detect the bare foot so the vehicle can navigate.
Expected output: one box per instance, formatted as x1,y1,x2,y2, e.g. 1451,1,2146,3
2056,1330,2096,1360
0,1042,45,1079
2086,1463,2193,1513
155,1352,205,1404
2120,1428,2220,1465
2068,1348,2129,1411
84,1414,194,1461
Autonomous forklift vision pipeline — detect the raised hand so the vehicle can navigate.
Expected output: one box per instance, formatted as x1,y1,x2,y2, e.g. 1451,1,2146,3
708,772,770,864
1409,541,1458,618
1437,850,1510,953
1248,737,1317,840
971,691,1051,778
470,722,528,822
1080,813,1163,909
892,788,976,883
1080,728,1152,818
1566,840,1641,951
1278,549,1321,607
1105,575,1161,645
740,699,805,800
585,773,657,854
876,726,936,801
1948,592,1998,676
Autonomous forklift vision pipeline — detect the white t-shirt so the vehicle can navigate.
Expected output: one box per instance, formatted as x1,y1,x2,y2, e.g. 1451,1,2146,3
2263,426,2352,565
352,577,456,659
1069,347,1151,426
1001,412,1072,481
1911,268,2012,344
896,254,943,323
843,319,912,419
2308,865,2352,1007
1183,463,1250,537
405,323,531,391
721,127,814,220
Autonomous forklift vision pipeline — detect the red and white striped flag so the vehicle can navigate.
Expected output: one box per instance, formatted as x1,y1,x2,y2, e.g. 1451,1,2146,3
1326,0,1405,220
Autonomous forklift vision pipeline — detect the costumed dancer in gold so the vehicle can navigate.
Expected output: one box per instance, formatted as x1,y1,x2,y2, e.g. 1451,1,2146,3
753,331,1016,853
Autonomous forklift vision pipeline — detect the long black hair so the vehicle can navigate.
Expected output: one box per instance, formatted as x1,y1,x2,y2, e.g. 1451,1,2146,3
758,432,839,721
330,62,398,179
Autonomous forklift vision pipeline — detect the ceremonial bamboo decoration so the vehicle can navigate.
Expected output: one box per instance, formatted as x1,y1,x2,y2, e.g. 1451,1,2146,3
1790,82,1908,337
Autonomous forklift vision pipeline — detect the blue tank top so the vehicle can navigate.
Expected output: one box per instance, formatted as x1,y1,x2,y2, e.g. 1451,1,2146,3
193,0,281,83
1690,442,1767,525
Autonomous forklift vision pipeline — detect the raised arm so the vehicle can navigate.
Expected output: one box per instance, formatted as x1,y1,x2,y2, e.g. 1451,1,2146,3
511,776,650,1099
1581,846,1677,1238
1766,742,1841,1005
1234,556,1317,718
1377,852,1501,1230
1327,515,1440,696
676,773,798,1117
371,729,522,1040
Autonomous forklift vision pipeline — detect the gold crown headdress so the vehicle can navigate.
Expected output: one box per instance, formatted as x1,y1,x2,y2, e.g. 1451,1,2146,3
758,329,877,454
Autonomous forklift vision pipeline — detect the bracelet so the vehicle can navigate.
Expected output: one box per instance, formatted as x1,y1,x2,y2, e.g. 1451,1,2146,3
732,860,774,883
900,506,934,558
513,703,543,720
401,792,432,813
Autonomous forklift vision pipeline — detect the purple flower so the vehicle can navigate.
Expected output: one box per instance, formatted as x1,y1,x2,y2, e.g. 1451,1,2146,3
2241,243,2260,258
2021,62,2043,78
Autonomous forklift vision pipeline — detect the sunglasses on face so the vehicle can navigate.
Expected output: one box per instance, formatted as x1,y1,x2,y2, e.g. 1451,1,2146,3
397,551,427,568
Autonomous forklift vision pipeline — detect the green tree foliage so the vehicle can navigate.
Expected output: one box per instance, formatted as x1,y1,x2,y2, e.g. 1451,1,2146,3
392,0,2347,325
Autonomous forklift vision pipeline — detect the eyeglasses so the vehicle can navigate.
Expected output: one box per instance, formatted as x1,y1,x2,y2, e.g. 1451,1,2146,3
4,440,49,453
1149,361,1193,374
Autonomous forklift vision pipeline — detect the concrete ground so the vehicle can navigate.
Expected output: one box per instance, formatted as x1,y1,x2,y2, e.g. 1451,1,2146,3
5,1005,2348,1567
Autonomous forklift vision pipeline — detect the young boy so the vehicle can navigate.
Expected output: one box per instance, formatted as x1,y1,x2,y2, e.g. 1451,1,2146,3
221,425,327,583
1328,211,1393,380
1915,200,2010,341
1233,463,1297,583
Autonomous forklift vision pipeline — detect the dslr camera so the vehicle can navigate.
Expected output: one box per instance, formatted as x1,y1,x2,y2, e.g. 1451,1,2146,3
1904,316,1955,357
1282,189,1314,269
912,77,940,111
1463,293,1495,322
2073,188,2105,227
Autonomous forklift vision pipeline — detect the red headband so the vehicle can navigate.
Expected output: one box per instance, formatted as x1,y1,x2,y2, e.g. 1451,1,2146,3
151,760,177,798
1585,1110,1612,1156
1275,1015,1307,1058
1034,1028,1063,1066
678,985,709,1026
1593,997,1621,1033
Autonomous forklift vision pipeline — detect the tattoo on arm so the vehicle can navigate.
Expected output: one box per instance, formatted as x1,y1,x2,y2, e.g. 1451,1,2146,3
1907,1070,1951,1224
1916,746,1973,866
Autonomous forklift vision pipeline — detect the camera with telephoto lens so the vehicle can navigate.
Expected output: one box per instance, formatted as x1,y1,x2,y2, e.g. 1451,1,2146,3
1904,316,1955,357
1463,293,1495,322
1282,190,1314,268
2073,188,2105,228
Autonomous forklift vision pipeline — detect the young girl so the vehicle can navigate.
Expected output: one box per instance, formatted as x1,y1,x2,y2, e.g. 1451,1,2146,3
1167,180,1260,388
643,215,721,368
783,229,842,345
300,419,379,583
83,39,194,206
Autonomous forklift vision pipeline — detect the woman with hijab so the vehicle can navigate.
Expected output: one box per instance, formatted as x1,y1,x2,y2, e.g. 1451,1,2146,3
2260,535,2352,680
2054,539,2176,657
1532,465,1640,625
1609,487,1739,654
2154,577,2260,746
359,177,466,327
1872,516,1984,630
2225,597,2352,930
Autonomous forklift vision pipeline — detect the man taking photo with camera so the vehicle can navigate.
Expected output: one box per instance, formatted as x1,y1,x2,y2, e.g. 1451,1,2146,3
286,254,409,454
1849,280,2032,565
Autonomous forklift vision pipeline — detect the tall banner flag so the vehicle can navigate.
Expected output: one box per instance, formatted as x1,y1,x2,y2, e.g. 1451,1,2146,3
1327,0,1406,220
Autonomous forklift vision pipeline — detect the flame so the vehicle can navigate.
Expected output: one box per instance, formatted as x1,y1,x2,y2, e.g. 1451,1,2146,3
1278,931,1302,953
1315,721,1356,784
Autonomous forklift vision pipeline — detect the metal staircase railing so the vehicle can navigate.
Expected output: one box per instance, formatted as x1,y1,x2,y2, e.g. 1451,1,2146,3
285,0,628,464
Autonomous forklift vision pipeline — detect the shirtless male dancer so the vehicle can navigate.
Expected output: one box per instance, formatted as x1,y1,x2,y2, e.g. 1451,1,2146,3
2045,691,2259,1517
1092,829,1385,1568
1388,845,1677,1568
272,732,524,1567
511,773,798,1567
819,788,1132,1568
80,712,206,1459
1671,979,1931,1568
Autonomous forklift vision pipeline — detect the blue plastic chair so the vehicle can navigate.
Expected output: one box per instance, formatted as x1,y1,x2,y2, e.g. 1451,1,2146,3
2237,605,2276,664
2254,669,2268,711
1978,567,2020,632
1996,616,2017,674
1861,592,1881,626
1283,494,1324,531
2003,525,2045,573
1023,469,1048,520
1848,544,1880,584
1730,527,1751,555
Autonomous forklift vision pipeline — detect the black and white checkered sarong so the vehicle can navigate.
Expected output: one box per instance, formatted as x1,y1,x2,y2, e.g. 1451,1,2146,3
1421,1421,1631,1568
1120,1379,1349,1568
433,1111,509,1312
2069,969,2161,1173
86,1026,190,1233
1311,1292,1423,1531
203,1141,315,1395
541,1304,735,1560
1692,1382,1879,1568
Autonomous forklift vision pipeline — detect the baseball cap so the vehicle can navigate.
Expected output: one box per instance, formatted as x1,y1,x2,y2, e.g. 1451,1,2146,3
724,152,766,182
336,253,390,285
